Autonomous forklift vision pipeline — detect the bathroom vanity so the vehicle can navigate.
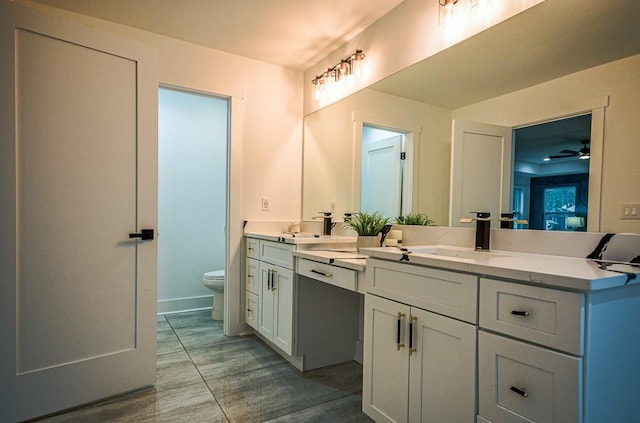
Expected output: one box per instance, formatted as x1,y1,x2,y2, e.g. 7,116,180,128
244,233,366,371
362,245,640,423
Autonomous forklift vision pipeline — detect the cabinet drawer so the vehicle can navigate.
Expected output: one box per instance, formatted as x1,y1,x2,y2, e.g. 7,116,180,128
260,240,294,269
478,331,581,423
246,238,260,259
245,291,259,329
366,258,478,323
246,258,260,295
479,278,584,355
297,258,357,292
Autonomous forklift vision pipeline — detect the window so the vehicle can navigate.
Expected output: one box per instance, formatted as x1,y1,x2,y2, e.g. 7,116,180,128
544,186,576,231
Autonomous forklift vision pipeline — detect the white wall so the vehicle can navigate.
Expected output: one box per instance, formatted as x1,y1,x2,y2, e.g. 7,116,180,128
453,54,640,233
158,88,227,313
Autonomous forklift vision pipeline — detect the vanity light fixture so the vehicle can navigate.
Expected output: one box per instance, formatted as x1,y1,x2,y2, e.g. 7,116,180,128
439,0,459,29
312,49,365,100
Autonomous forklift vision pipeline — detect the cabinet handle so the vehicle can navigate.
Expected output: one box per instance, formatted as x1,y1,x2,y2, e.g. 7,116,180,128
396,312,406,350
408,315,417,355
310,269,333,278
509,385,529,398
271,269,277,291
511,310,530,316
267,269,273,290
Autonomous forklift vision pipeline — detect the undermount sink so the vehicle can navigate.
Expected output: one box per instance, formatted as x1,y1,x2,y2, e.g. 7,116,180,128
407,246,509,260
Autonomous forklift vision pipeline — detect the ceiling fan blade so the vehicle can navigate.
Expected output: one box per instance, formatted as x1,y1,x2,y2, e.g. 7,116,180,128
548,154,575,159
559,149,579,155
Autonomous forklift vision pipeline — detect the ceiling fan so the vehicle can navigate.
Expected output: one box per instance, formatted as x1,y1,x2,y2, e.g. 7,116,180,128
546,139,590,160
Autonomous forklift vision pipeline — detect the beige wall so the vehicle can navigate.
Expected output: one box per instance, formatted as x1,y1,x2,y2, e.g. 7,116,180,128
453,54,640,233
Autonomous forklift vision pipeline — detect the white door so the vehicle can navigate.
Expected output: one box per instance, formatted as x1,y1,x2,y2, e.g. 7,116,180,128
361,135,403,218
450,120,512,227
363,295,410,423
0,2,158,422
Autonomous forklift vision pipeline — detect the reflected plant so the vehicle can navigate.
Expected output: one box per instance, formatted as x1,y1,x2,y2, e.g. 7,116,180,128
394,212,435,226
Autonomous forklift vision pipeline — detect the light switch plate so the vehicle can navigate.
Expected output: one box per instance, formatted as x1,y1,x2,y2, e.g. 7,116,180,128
620,202,640,220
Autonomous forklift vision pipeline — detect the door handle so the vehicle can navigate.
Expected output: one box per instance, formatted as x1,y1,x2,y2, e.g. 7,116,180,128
129,229,154,240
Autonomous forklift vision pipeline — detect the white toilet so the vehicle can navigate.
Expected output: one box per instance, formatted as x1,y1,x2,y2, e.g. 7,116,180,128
202,269,225,320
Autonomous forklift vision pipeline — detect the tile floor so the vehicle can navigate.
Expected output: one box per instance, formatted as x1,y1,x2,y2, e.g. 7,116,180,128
36,310,373,422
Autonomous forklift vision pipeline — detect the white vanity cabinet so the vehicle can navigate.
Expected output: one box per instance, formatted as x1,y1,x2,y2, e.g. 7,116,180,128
363,258,477,423
245,238,294,356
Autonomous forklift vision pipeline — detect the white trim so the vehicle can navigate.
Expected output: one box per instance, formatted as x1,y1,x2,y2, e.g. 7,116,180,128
157,296,213,314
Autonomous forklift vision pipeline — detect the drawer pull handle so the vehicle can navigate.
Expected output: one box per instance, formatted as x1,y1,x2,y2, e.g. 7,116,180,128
511,310,530,316
396,312,406,350
408,315,417,355
510,385,529,398
310,269,333,278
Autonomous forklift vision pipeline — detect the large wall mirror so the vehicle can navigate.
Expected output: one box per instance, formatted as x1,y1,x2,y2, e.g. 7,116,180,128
302,1,640,233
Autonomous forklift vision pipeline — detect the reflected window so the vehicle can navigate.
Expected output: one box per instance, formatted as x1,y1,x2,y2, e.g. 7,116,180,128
544,186,576,231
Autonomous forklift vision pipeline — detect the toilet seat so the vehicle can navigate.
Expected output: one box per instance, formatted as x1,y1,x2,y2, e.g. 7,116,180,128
204,270,224,281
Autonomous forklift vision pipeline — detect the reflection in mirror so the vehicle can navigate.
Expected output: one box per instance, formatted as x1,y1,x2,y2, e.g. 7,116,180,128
361,125,406,220
513,114,592,232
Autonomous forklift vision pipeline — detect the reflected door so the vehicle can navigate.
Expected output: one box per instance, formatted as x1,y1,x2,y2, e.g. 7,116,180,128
0,2,158,421
450,120,512,227
361,135,403,218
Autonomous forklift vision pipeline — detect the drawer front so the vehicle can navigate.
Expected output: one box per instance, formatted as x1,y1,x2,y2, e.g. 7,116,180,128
479,278,584,355
260,240,294,269
297,258,357,292
245,291,259,329
246,237,260,259
478,331,581,423
246,258,260,295
366,258,478,323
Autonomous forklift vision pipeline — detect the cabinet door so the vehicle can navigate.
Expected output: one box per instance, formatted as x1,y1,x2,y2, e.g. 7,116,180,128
258,262,274,339
409,307,477,423
363,295,410,423
272,266,294,355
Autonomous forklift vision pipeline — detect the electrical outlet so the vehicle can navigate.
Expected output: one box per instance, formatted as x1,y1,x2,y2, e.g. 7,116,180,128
261,197,271,211
620,202,640,220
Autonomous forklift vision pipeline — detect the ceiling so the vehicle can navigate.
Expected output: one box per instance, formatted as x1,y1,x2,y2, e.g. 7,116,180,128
27,0,404,70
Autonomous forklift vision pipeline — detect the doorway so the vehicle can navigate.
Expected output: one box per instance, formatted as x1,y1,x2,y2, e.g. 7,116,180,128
361,124,408,219
158,87,229,316
513,114,592,231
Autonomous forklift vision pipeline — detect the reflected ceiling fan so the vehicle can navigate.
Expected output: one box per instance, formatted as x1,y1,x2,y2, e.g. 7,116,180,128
546,139,590,160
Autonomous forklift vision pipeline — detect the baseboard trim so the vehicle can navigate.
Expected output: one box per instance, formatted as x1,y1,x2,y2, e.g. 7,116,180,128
157,295,212,314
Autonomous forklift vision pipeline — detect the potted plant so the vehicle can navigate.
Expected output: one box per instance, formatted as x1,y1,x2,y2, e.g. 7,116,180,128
394,212,436,226
345,211,390,252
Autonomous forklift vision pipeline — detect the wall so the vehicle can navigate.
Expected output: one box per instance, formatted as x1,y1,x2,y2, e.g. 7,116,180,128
158,88,227,313
453,54,640,233
19,0,303,335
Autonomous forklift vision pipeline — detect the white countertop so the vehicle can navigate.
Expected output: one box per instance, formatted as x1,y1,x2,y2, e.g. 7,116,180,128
363,245,639,291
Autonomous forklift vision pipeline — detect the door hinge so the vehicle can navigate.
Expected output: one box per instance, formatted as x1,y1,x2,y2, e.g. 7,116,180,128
400,152,406,160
